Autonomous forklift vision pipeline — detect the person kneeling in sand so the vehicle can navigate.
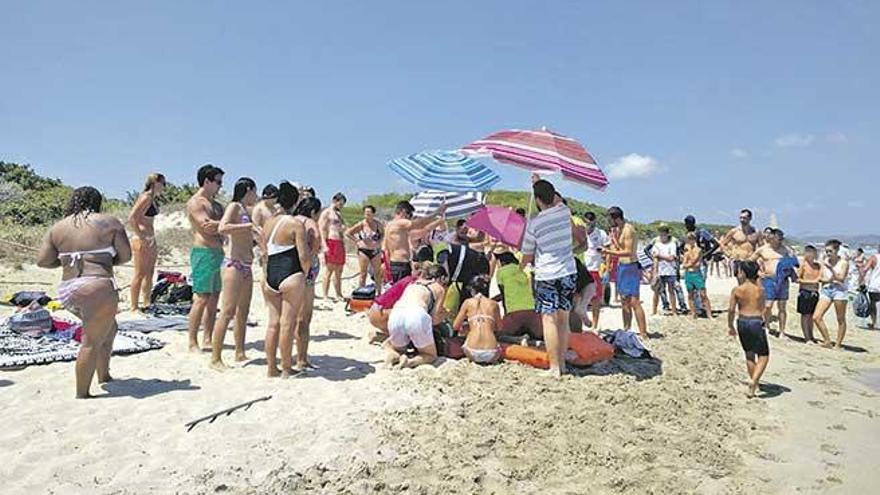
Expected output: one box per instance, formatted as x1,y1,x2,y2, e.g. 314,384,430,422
727,261,769,398
453,275,503,364
367,250,434,344
494,251,543,341
383,264,448,369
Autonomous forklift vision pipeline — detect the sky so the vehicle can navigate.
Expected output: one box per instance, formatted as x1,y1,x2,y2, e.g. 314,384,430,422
1,1,877,235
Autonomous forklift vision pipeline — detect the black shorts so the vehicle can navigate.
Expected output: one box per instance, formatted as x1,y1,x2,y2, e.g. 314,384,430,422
389,261,412,283
869,292,880,316
797,289,819,315
712,253,725,262
737,317,769,356
574,257,592,293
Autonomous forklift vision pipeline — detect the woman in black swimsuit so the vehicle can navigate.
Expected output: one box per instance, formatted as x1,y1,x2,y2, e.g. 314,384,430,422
345,204,385,295
260,182,311,378
127,173,165,311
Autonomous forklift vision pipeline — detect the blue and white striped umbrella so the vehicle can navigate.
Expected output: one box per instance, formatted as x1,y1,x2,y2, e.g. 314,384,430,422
388,150,501,192
411,190,485,218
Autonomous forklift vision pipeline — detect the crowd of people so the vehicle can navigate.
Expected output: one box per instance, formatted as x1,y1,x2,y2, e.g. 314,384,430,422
34,165,878,397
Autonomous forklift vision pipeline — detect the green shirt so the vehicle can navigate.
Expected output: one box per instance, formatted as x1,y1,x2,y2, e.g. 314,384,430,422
496,264,535,313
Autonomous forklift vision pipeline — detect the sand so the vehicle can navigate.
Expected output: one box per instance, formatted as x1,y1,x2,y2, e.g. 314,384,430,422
1,252,879,494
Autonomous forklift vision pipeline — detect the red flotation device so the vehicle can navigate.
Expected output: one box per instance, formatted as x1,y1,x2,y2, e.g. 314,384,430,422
345,298,373,314
502,332,614,369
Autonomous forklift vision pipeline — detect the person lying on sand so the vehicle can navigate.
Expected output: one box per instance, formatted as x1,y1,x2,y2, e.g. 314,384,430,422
453,275,502,364
210,178,260,370
37,186,132,398
727,261,769,398
383,264,448,369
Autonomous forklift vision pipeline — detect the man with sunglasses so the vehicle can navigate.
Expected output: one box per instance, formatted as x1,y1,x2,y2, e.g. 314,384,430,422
721,208,760,282
185,164,225,353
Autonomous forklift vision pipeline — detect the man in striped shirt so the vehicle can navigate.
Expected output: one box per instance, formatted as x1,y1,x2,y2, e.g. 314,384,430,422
520,179,577,377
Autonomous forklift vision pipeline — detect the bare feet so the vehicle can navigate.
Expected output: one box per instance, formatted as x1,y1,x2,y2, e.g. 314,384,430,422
97,374,113,384
189,342,201,353
821,341,834,349
267,367,282,378
394,355,409,370
234,352,249,362
747,382,758,398
383,353,399,369
209,359,229,372
280,368,304,379
201,340,212,352
75,392,95,399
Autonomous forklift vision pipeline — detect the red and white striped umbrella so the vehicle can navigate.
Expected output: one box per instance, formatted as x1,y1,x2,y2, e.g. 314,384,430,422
461,128,609,190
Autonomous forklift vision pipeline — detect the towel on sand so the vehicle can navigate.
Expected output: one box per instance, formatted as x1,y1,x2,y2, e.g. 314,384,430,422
0,324,164,369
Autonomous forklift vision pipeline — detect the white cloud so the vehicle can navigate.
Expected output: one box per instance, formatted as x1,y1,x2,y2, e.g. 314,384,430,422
774,133,815,148
730,148,749,159
826,131,849,144
606,153,663,180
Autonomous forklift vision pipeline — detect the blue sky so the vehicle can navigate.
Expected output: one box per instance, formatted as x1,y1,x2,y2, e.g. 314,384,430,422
1,1,876,235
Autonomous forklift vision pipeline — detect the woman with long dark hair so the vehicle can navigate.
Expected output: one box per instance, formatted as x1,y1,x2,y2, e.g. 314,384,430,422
292,196,323,372
127,173,165,311
37,186,132,398
260,182,311,377
210,178,260,369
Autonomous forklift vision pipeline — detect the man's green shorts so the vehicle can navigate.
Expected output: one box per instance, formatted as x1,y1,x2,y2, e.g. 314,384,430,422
190,247,224,294
684,270,705,292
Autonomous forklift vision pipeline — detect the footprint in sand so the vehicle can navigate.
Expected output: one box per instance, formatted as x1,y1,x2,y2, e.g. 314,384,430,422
820,443,841,456
807,400,825,409
827,424,847,431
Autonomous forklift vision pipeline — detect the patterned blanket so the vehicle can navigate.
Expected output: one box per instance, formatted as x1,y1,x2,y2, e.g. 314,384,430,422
0,325,165,369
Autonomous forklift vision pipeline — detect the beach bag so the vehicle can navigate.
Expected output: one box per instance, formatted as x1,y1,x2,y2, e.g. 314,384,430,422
8,302,53,337
854,289,870,318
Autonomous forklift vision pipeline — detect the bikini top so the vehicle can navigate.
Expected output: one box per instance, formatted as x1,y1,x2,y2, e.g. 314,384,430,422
266,217,297,256
145,202,159,218
58,246,117,267
468,295,495,324
359,221,382,242
416,282,437,315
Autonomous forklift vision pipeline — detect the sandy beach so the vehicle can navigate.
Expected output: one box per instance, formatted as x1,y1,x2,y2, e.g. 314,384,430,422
1,248,878,495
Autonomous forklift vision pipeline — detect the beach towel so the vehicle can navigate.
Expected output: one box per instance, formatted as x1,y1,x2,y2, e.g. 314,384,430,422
0,324,165,369
117,316,189,333
143,303,192,317
775,256,799,281
602,329,652,359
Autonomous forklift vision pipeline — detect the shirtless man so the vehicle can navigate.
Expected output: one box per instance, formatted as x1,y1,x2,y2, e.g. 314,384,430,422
728,261,769,398
603,206,648,338
185,164,225,352
384,200,447,283
750,228,797,337
318,192,347,302
797,245,822,342
251,184,279,267
721,208,760,282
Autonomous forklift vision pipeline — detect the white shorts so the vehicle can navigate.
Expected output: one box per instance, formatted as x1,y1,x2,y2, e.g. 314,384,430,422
388,306,435,350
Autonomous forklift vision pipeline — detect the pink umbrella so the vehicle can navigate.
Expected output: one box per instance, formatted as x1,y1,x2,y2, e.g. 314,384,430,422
461,127,609,190
465,205,526,248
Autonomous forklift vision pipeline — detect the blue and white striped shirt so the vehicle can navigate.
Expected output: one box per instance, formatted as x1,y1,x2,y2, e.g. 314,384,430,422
521,204,576,281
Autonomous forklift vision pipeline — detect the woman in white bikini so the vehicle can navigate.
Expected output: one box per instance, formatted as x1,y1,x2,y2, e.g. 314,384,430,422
345,204,385,295
813,239,851,349
127,173,164,312
453,275,503,364
210,178,260,369
37,187,132,398
260,182,311,377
